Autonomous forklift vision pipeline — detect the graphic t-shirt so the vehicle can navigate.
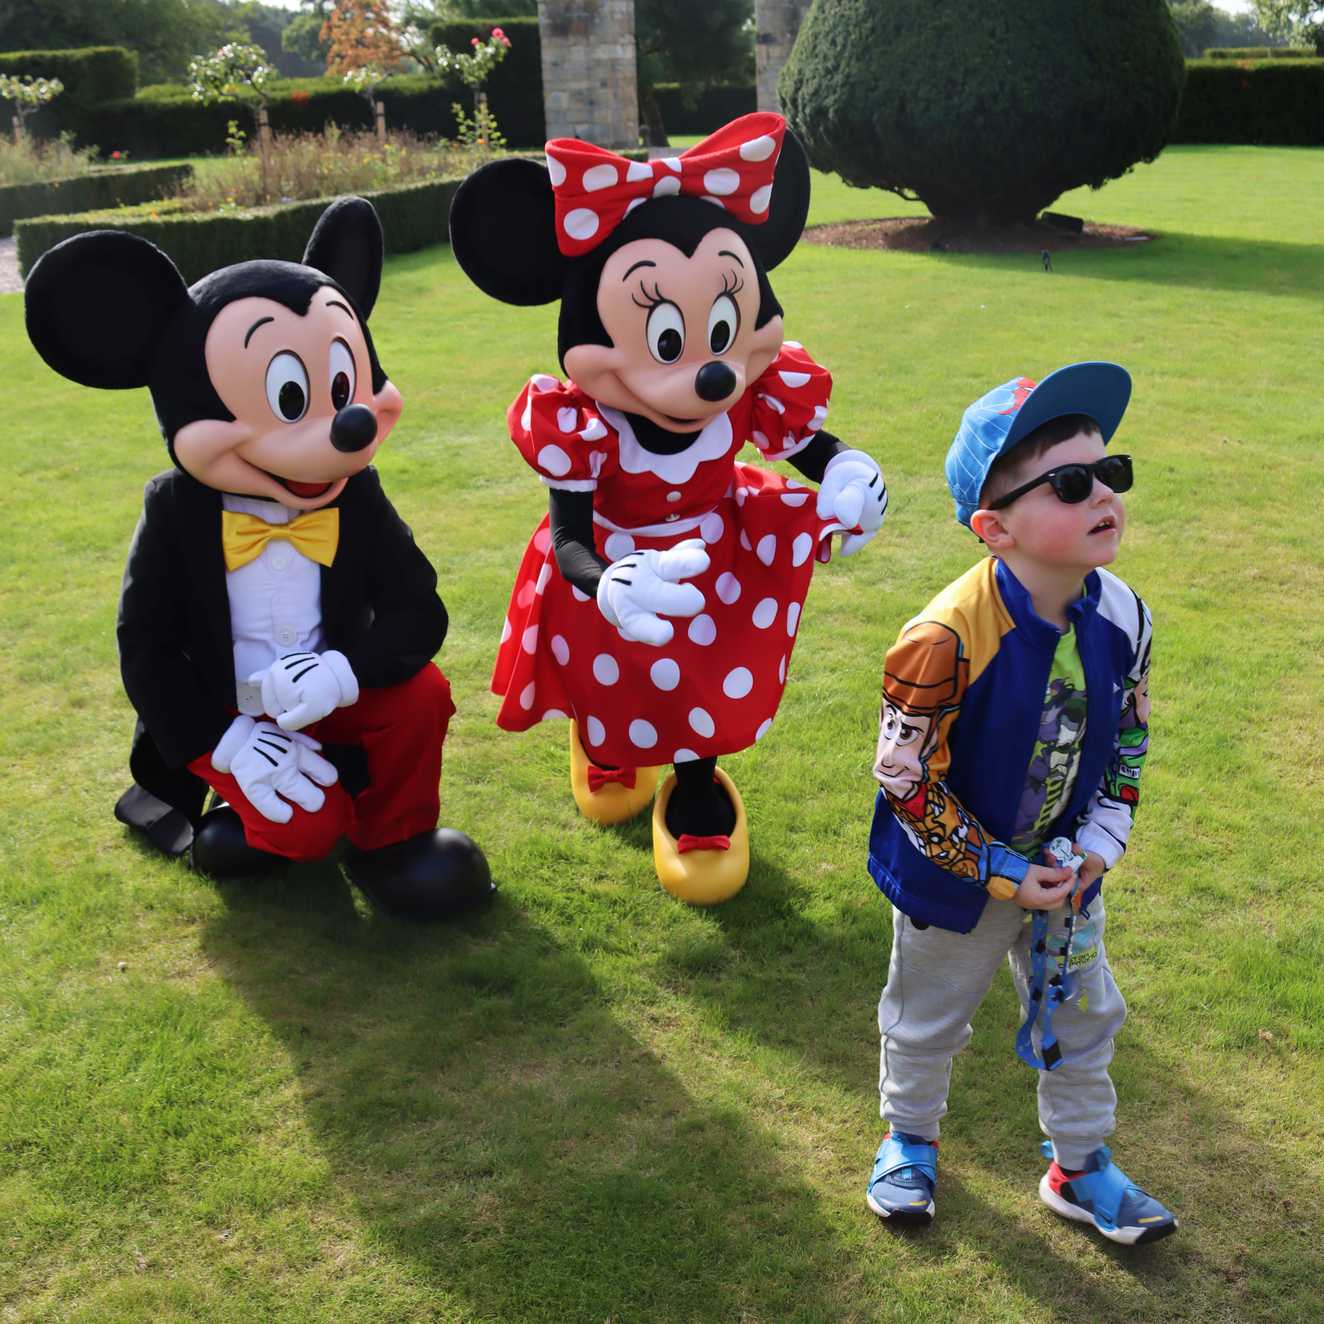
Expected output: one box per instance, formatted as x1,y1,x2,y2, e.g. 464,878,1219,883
1010,627,1087,852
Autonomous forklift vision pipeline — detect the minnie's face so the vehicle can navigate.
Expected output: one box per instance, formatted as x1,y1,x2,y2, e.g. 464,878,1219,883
564,227,783,433
172,285,402,510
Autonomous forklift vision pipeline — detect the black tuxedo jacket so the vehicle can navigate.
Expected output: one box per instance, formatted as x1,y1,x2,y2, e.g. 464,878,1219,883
117,466,447,821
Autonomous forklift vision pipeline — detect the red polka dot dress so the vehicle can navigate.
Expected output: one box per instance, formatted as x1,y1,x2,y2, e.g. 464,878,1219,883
492,343,846,769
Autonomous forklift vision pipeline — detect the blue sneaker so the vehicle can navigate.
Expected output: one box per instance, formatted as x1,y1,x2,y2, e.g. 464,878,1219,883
866,1130,937,1225
1038,1142,1178,1244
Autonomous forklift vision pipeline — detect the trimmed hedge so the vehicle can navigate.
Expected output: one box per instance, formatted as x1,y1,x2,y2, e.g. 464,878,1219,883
431,17,544,146
16,177,462,285
0,46,138,140
1175,59,1324,144
1204,46,1316,59
653,84,755,136
0,162,190,237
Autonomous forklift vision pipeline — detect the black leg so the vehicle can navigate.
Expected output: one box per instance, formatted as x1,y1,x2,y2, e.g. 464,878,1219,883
665,757,736,839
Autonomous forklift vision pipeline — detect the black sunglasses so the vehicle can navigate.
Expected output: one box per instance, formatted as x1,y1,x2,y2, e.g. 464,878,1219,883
988,454,1133,511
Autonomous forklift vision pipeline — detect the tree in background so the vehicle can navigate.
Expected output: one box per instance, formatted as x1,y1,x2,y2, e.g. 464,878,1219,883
1251,0,1324,50
322,0,407,76
189,41,275,195
1167,0,1288,55
782,0,1186,228
0,74,63,142
282,1,334,72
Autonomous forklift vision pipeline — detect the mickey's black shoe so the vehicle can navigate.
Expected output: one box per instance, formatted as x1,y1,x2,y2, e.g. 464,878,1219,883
343,828,494,920
190,807,287,880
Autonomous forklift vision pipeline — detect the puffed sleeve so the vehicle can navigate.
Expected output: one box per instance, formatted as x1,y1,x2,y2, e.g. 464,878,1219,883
507,373,619,491
742,342,833,462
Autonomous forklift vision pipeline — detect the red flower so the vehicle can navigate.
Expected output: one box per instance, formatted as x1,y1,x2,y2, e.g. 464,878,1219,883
492,27,505,38
470,36,480,46
291,88,311,105
110,150,121,160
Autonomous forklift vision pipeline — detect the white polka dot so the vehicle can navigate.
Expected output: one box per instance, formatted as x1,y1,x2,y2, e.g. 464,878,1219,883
778,654,787,684
500,615,511,644
663,156,682,172
519,681,536,710
715,572,742,605
808,404,828,431
752,596,777,628
625,197,645,217
629,719,658,749
626,160,653,182
783,431,797,451
792,532,813,566
520,398,532,433
650,657,680,690
533,525,552,554
674,748,700,763
700,511,724,544
781,491,809,507
755,717,773,741
786,602,801,636
593,653,620,685
571,585,590,602
556,405,578,433
749,184,772,215
756,534,777,566
739,530,752,551
666,489,682,503
564,208,599,242
703,167,740,195
779,370,810,389
723,666,753,699
517,581,536,609
545,153,566,186
582,163,617,192
604,531,635,560
535,562,552,594
752,430,769,450
537,444,571,477
784,340,802,350
702,195,726,209
542,708,567,720
551,633,570,665
521,624,538,653
688,614,716,646
652,175,681,198
786,478,805,490
740,134,776,162
760,393,786,414
688,707,715,738
531,373,558,393
586,715,606,747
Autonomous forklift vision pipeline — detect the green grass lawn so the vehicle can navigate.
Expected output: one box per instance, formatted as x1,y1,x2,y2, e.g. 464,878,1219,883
1,144,1321,1323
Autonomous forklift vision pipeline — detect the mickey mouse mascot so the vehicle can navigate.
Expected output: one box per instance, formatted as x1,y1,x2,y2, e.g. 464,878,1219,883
449,114,887,904
25,197,493,919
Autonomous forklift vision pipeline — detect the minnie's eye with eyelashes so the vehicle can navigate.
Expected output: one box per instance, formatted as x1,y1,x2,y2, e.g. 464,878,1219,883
646,302,685,364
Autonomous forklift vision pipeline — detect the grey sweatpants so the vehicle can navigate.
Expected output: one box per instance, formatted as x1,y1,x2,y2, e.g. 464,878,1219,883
878,895,1126,1170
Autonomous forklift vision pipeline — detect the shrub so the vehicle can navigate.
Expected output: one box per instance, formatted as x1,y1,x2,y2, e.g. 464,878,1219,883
16,176,460,284
1,162,189,237
431,17,543,146
0,131,98,188
780,0,1187,225
0,47,136,137
1204,46,1316,58
1174,58,1324,144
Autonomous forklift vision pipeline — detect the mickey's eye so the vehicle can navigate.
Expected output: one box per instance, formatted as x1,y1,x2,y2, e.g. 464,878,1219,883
646,301,685,364
329,338,356,410
708,293,739,354
265,351,309,422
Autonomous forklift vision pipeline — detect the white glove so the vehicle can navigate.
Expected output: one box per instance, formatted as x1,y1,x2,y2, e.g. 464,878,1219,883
816,448,889,556
249,649,359,732
211,715,339,824
596,538,710,647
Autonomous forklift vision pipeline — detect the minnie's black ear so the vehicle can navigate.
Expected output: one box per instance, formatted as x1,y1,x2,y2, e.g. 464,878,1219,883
25,231,191,389
449,158,567,306
743,129,811,271
303,196,384,319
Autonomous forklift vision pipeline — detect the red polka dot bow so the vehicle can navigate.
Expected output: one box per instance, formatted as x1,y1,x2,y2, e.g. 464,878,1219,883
545,112,785,257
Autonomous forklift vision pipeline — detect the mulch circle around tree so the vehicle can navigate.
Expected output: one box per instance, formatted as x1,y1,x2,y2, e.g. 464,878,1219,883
804,217,1155,255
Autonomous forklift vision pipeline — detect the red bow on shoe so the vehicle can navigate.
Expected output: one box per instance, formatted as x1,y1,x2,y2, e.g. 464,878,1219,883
677,833,732,854
545,112,785,257
587,763,638,794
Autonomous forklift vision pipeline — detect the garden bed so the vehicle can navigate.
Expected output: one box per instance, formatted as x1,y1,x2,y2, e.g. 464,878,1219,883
805,216,1154,254
0,162,191,237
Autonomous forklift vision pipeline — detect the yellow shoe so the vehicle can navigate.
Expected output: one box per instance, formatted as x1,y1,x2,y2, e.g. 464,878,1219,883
569,723,660,825
652,766,749,906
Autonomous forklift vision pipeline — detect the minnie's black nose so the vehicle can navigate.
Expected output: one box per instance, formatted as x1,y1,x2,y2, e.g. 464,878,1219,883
695,361,736,403
330,403,378,452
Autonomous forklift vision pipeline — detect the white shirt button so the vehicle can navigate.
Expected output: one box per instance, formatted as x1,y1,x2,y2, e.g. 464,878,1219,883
665,513,678,522
270,548,290,571
666,490,682,503
277,627,296,646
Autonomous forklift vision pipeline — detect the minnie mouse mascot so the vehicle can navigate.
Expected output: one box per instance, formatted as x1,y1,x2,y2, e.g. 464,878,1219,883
449,114,887,903
25,197,492,919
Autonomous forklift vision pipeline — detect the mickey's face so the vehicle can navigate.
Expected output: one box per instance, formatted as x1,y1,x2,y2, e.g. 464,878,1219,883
172,286,402,510
564,228,783,433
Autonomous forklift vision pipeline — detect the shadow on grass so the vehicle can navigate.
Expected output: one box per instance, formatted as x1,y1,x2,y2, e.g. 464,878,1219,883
198,864,855,1324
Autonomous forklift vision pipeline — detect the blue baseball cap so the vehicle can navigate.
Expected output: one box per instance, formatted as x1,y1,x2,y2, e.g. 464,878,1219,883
944,362,1132,526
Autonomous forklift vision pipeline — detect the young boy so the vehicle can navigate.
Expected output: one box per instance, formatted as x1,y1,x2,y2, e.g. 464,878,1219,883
864,363,1176,1244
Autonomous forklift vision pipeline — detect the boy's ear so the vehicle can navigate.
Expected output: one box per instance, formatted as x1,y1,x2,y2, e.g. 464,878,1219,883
742,128,810,272
969,508,1011,548
449,158,567,305
302,195,384,319
25,230,191,389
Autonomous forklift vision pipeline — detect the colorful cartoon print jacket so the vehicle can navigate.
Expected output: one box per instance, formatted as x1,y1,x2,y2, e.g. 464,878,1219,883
867,556,1151,934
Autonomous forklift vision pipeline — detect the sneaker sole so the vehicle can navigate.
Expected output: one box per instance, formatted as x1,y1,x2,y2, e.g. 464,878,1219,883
1038,1174,1177,1245
866,1190,935,1225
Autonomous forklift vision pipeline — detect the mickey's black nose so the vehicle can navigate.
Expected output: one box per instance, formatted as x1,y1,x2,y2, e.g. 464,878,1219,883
330,403,378,452
694,361,736,403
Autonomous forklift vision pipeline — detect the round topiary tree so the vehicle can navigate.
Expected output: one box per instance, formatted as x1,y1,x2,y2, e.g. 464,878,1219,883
781,0,1186,227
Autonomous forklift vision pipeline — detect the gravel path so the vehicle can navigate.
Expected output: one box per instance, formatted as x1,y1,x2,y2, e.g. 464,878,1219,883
0,237,21,294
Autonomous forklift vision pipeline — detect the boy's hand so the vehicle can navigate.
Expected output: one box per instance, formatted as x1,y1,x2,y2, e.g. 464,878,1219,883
1013,863,1076,910
1072,843,1107,911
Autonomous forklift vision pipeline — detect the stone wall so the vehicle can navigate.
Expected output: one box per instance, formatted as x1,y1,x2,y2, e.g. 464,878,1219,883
755,0,814,113
537,0,639,148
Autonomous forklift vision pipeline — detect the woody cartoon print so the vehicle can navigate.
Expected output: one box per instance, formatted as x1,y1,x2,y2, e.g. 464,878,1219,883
449,114,888,903
24,198,492,919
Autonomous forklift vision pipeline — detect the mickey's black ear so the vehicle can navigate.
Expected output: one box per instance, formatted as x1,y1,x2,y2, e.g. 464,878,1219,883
744,129,811,271
303,196,384,319
25,231,191,389
449,158,567,306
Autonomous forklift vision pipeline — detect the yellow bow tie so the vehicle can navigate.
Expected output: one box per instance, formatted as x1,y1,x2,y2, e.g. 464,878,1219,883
221,507,340,572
